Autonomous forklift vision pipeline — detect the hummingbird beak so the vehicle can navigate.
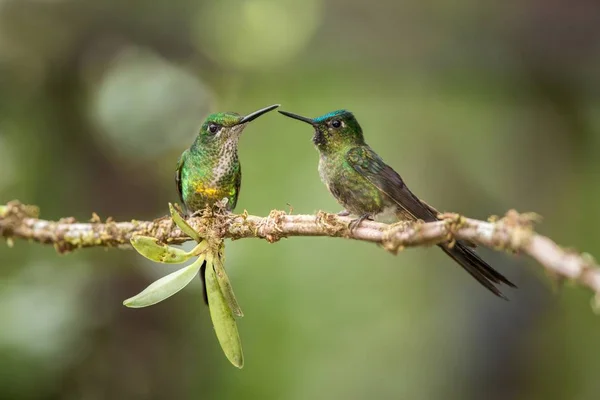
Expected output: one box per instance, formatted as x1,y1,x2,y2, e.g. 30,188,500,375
278,110,315,126
238,104,280,124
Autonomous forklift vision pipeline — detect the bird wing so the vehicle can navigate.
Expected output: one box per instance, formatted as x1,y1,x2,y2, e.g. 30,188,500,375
345,146,438,222
175,149,188,207
231,163,241,211
346,147,512,293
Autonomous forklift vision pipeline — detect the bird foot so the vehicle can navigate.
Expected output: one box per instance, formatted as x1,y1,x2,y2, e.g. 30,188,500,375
348,213,374,232
337,210,351,217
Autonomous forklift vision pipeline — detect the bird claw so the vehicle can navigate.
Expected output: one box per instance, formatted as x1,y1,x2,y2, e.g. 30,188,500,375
348,213,373,232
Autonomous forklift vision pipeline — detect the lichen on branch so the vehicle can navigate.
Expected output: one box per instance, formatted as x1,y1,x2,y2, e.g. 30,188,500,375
2,200,600,309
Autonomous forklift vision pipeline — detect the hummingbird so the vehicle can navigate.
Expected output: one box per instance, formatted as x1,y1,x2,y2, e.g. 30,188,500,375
175,104,280,214
175,104,279,304
278,108,515,298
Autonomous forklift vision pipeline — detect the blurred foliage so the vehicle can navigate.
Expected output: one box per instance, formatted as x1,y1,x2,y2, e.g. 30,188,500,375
1,0,600,399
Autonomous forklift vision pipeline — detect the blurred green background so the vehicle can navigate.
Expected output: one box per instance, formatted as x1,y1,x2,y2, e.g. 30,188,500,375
1,0,599,399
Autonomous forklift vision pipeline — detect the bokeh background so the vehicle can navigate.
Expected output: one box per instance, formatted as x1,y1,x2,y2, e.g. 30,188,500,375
1,0,600,399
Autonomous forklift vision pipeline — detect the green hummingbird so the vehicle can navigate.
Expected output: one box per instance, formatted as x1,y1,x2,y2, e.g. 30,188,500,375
176,104,280,214
278,109,515,298
175,104,279,304
125,106,280,369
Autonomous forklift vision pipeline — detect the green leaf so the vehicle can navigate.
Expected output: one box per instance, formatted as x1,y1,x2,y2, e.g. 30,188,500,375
205,255,244,368
131,235,194,264
123,256,205,308
213,255,244,317
169,202,201,242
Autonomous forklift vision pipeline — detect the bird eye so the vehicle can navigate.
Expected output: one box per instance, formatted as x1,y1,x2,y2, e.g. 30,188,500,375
331,119,341,128
208,123,220,134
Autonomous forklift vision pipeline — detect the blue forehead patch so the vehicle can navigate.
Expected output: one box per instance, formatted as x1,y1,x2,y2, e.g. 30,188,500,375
313,109,351,123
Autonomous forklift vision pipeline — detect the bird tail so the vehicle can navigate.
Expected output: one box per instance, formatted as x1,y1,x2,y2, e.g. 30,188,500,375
438,241,516,299
200,259,208,304
198,242,243,317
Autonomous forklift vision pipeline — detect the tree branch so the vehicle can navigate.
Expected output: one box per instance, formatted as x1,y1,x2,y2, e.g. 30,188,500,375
2,200,599,306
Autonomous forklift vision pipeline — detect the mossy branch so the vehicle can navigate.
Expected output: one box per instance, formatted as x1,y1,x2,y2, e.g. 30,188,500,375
2,200,599,307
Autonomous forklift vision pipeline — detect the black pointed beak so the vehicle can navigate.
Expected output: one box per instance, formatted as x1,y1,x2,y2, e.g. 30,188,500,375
278,110,315,125
238,104,280,124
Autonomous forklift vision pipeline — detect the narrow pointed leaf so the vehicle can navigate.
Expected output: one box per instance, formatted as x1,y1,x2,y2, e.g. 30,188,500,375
189,240,209,257
131,235,194,264
205,256,244,368
213,255,244,317
169,203,201,242
123,256,205,308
